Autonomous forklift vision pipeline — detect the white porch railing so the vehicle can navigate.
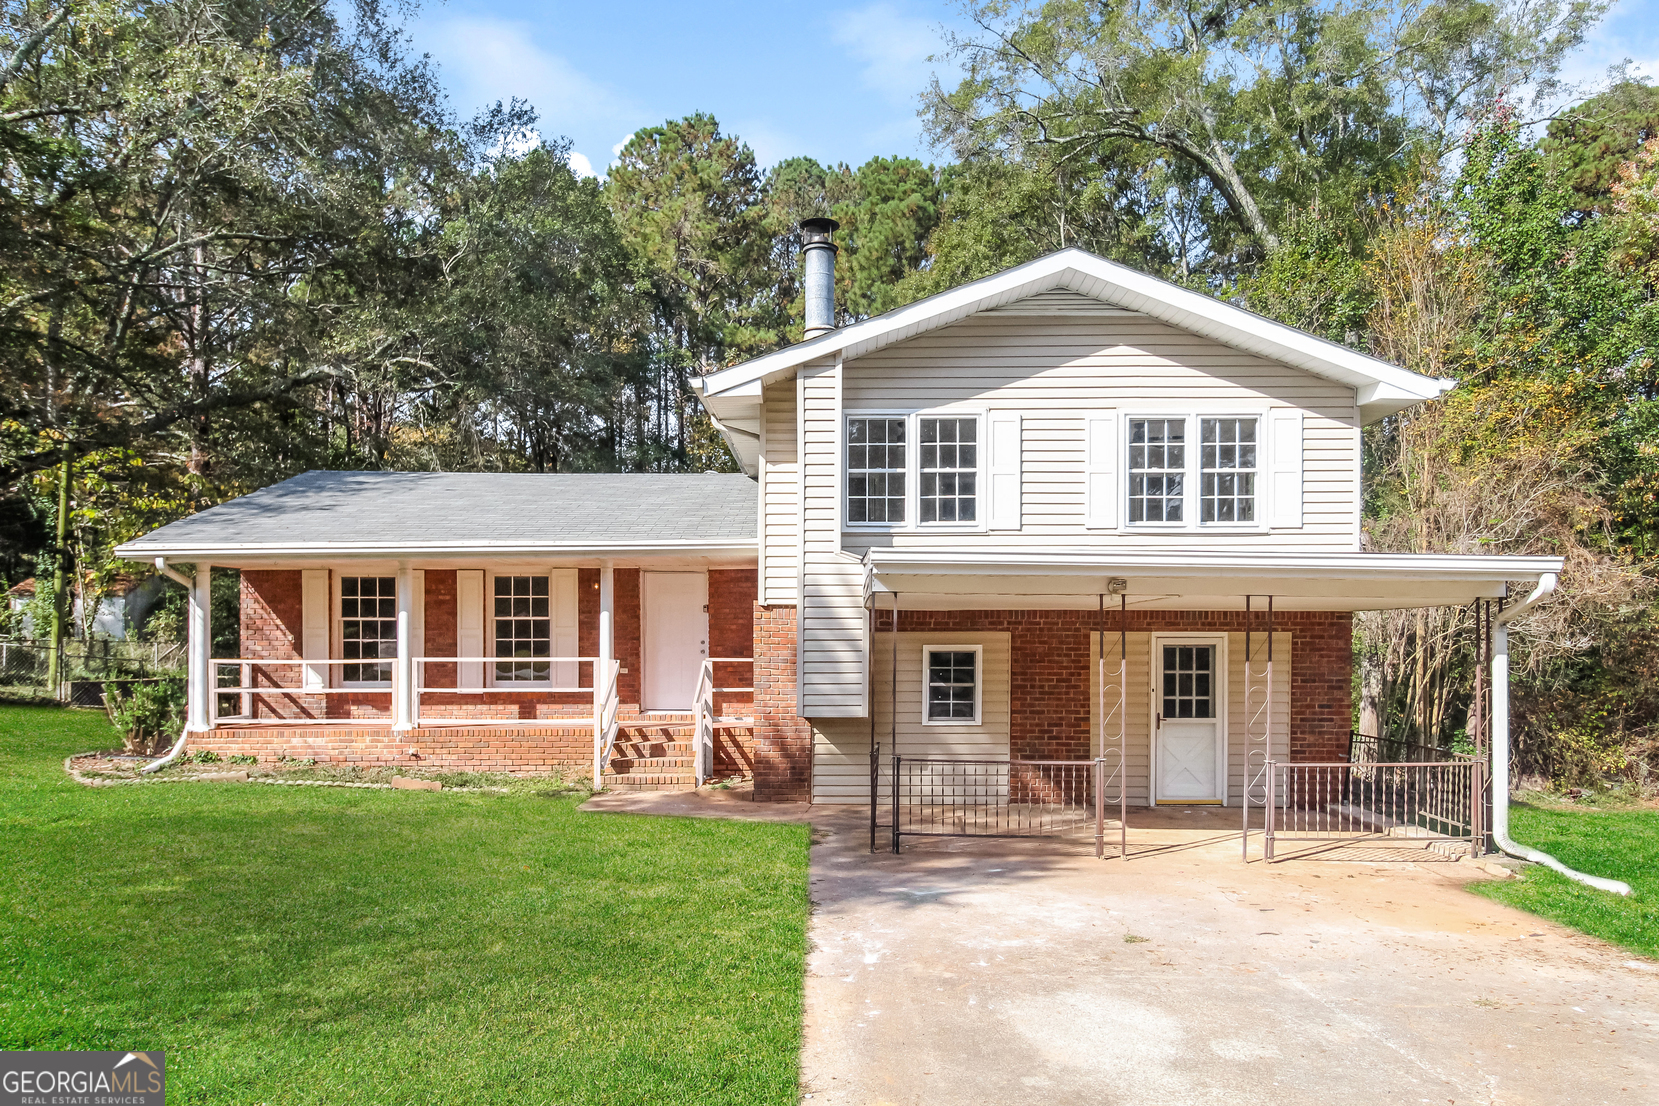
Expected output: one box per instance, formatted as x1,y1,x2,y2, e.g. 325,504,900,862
692,658,755,786
593,657,620,786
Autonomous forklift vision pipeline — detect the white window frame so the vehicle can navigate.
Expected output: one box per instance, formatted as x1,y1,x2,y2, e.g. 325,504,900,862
844,411,911,528
1121,411,1267,533
920,643,984,727
843,409,987,533
336,572,398,689
487,571,554,689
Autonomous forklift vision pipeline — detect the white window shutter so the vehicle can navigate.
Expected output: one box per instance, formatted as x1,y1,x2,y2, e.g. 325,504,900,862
1085,415,1118,529
987,414,1022,530
301,570,329,689
1268,410,1304,528
550,569,579,687
457,570,484,689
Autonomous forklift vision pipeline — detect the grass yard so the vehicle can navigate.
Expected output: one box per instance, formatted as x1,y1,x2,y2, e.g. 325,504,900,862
0,706,810,1104
1469,799,1659,961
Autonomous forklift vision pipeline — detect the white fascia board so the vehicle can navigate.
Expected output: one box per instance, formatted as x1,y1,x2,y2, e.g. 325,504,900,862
115,538,759,561
865,548,1563,583
696,249,1454,426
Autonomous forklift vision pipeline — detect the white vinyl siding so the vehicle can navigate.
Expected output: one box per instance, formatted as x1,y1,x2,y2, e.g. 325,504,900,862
840,312,1357,551
800,360,866,716
761,380,799,605
811,631,1011,803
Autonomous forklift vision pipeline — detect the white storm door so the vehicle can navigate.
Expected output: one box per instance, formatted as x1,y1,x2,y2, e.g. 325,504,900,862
1154,639,1224,803
642,571,708,711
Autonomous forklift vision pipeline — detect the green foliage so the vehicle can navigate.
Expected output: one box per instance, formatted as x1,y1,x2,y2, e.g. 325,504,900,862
186,749,222,764
0,705,809,1104
1542,81,1659,215
106,679,184,755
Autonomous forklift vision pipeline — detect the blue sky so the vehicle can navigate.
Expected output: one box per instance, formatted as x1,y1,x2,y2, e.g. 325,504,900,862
407,0,1659,177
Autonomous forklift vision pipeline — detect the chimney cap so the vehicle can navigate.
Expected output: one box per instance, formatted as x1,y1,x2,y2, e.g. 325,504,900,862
800,217,840,243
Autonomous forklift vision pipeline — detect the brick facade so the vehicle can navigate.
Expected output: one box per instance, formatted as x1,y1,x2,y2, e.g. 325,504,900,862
752,604,812,801
223,565,759,775
867,607,1353,765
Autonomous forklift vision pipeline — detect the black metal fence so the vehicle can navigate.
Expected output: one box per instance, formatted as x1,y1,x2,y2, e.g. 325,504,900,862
1263,758,1484,860
887,756,1110,855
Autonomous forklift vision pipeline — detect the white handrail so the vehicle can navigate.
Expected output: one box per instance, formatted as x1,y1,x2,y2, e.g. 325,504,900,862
693,658,716,787
592,658,621,787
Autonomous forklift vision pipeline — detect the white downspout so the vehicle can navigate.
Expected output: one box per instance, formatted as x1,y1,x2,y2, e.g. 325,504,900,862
143,557,208,773
1491,573,1630,895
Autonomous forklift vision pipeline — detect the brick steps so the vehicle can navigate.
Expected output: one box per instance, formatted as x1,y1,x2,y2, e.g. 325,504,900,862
604,722,699,792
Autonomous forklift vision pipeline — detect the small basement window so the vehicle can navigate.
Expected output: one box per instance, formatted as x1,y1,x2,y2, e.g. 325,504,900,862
923,645,982,725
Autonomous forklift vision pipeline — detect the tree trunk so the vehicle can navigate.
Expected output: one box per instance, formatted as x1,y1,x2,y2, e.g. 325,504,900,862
1359,647,1384,740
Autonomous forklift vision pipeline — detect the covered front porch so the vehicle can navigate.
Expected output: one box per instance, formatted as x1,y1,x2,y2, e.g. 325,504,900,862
155,556,758,784
810,548,1560,858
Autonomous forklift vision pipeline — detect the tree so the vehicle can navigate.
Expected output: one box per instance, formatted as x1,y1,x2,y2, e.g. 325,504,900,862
923,0,1604,270
1542,80,1659,216
607,114,783,467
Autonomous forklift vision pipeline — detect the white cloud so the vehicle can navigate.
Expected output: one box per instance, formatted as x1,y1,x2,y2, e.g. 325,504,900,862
418,17,640,140
567,150,596,178
831,3,947,105
612,134,635,159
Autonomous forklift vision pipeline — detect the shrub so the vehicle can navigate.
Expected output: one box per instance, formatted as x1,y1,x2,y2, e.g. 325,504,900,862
187,749,221,764
106,679,185,755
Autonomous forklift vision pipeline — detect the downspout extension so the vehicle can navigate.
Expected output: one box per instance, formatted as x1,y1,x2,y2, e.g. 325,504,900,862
1491,573,1630,896
142,557,195,774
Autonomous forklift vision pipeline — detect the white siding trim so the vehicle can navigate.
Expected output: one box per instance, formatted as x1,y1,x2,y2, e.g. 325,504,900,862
988,413,1023,530
1269,409,1305,529
300,569,329,690
1085,414,1117,529
456,569,484,689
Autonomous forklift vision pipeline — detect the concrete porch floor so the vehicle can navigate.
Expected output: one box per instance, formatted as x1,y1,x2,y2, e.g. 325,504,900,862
581,791,1658,1105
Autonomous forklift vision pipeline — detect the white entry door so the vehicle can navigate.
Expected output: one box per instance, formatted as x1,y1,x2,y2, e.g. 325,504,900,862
1154,639,1225,803
642,571,708,711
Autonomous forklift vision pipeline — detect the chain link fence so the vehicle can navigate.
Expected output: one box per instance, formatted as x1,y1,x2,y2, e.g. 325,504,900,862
0,639,186,704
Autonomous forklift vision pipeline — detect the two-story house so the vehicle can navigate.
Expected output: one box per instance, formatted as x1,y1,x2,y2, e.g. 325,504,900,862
116,233,1559,805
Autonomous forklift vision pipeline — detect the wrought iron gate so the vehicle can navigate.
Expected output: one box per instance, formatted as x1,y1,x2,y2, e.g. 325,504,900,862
886,755,1116,857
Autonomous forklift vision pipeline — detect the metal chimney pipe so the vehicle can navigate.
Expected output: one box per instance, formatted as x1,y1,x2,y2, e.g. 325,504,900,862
800,217,839,338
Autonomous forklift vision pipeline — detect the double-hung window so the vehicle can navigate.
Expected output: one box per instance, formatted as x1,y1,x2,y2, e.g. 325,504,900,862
847,413,981,528
493,575,550,683
923,646,982,725
847,417,906,524
1199,417,1256,523
1126,415,1259,527
1127,418,1186,523
918,417,977,523
340,576,396,685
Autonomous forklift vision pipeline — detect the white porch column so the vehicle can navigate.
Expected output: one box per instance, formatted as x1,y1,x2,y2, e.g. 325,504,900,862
598,560,615,665
393,562,414,732
186,563,212,731
1491,617,1513,843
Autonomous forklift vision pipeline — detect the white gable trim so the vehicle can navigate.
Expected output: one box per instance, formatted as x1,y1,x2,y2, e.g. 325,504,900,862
695,249,1453,462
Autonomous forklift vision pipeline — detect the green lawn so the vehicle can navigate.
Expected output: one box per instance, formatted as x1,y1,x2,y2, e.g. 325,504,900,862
0,706,810,1104
1470,799,1659,960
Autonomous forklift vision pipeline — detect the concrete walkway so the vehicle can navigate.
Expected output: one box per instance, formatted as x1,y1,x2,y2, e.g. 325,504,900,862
582,791,1657,1104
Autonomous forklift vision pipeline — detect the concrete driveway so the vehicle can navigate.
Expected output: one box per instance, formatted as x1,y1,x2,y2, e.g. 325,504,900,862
583,789,1656,1105
801,809,1656,1106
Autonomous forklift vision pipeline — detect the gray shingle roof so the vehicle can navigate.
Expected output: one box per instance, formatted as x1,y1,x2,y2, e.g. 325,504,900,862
116,471,757,556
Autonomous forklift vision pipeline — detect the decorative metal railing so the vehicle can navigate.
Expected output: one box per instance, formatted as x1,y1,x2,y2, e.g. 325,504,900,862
888,756,1116,857
1262,757,1484,861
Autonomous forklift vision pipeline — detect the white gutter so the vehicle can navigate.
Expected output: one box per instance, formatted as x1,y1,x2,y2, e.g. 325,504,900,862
1491,573,1630,895
113,538,758,560
141,557,194,773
